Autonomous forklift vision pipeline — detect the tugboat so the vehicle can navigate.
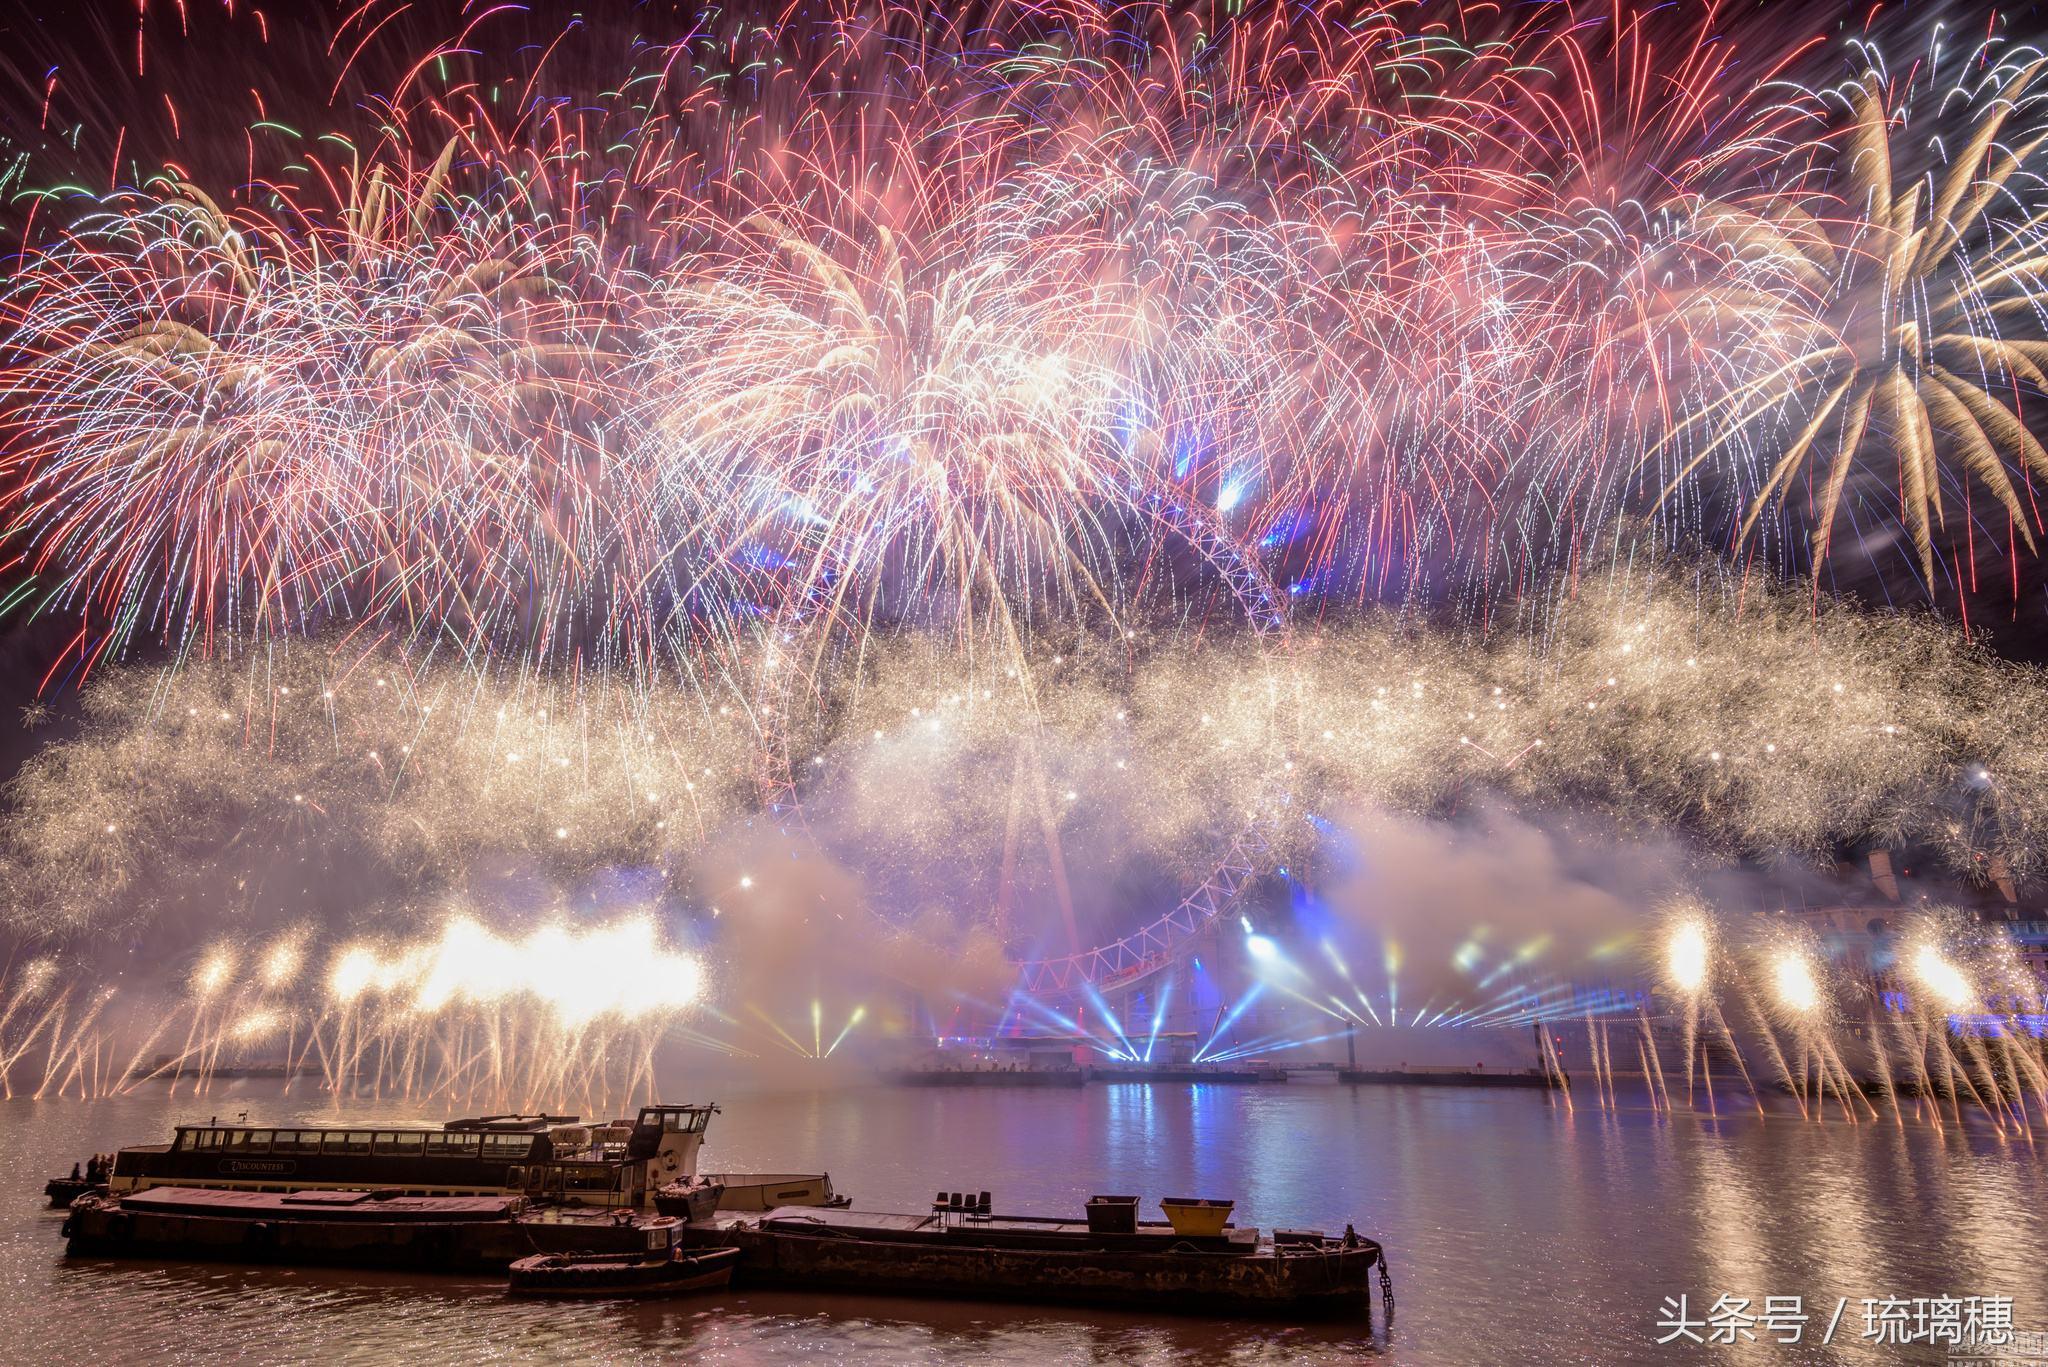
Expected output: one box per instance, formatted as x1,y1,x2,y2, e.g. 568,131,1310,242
44,1155,110,1207
507,1245,740,1298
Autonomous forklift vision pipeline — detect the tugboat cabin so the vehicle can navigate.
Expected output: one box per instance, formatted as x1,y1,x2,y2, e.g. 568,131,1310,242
105,1104,718,1209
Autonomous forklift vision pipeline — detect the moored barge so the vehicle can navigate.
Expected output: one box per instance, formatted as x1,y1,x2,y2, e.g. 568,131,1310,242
63,1186,680,1272
682,1200,1389,1318
56,1188,675,1270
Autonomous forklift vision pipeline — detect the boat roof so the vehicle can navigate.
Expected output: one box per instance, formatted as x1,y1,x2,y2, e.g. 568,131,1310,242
164,1119,547,1137
154,1102,714,1139
443,1113,580,1132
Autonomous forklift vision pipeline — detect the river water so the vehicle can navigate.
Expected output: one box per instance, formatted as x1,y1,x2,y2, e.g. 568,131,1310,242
3,1079,2041,1365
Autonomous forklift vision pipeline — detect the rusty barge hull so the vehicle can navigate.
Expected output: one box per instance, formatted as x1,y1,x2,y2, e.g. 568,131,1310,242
685,1208,1381,1318
63,1188,670,1272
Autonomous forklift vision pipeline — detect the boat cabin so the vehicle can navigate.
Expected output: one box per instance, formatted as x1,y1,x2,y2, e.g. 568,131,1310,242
104,1103,719,1210
626,1103,717,1185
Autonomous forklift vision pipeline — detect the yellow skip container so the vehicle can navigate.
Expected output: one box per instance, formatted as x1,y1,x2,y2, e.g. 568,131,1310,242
1159,1198,1234,1238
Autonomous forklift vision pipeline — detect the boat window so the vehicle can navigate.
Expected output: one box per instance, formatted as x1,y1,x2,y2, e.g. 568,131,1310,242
173,1131,197,1151
223,1129,270,1153
427,1133,479,1156
323,1131,372,1154
273,1131,321,1154
376,1132,425,1156
482,1134,534,1157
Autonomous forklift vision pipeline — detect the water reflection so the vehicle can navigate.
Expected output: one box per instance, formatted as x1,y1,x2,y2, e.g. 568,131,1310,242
4,1082,2041,1364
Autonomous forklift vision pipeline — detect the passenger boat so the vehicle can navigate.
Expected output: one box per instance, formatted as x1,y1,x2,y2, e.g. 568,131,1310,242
99,1105,712,1207
507,1245,740,1298
682,1197,1390,1319
95,1102,846,1214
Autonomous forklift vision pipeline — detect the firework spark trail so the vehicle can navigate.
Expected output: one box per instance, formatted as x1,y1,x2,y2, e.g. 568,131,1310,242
1,564,2044,969
0,564,2039,1118
0,913,712,1111
1617,905,2048,1128
0,2,2045,1114
3,3,2046,669
0,0,2043,992
0,1,1538,664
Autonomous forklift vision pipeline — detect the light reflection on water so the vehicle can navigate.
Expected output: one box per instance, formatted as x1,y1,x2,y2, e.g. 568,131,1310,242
3,1081,2041,1364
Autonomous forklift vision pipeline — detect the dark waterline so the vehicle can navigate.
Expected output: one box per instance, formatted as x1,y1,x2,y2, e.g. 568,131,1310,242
5,1080,2042,1365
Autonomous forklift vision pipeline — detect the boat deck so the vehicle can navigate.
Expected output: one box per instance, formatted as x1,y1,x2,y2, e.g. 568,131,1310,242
751,1206,1262,1253
120,1186,519,1222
